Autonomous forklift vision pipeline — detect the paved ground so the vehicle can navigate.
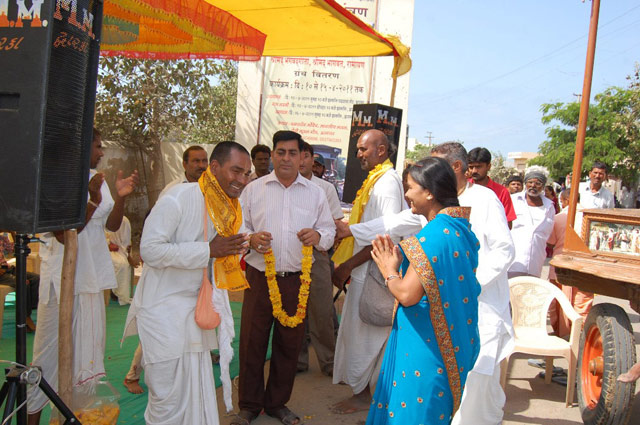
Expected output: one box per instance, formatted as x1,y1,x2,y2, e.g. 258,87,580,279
217,266,640,425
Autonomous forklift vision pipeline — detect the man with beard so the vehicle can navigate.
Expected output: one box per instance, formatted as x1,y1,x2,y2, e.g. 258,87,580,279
581,161,615,209
312,153,327,179
123,141,252,424
335,142,516,424
468,147,516,227
331,129,406,415
508,166,555,278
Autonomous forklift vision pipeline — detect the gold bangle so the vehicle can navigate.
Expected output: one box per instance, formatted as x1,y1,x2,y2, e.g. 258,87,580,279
88,200,100,208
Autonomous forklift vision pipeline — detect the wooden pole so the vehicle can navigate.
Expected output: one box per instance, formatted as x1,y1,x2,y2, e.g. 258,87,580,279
389,76,397,107
567,0,601,231
58,229,78,408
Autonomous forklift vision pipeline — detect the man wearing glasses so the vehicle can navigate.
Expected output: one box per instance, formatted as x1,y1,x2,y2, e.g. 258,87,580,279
508,166,555,278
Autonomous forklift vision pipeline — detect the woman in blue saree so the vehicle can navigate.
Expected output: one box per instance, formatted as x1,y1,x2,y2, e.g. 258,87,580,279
366,157,481,425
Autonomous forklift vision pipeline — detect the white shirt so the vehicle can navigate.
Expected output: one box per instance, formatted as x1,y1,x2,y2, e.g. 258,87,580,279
581,184,615,209
349,182,516,374
158,175,189,199
124,183,219,363
241,172,336,272
350,169,406,282
311,175,343,220
39,170,117,303
509,191,555,277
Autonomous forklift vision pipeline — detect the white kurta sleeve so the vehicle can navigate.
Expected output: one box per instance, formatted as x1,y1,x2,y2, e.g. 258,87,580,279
475,195,515,287
350,209,423,246
140,196,210,270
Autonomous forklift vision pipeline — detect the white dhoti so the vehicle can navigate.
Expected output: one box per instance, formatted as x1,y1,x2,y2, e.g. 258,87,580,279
451,323,512,425
143,352,219,425
27,286,106,413
333,275,390,393
451,367,505,425
110,251,132,305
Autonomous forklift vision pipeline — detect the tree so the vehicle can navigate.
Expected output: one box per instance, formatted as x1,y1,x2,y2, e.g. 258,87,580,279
488,152,519,185
95,58,238,206
531,68,640,185
96,58,237,148
405,143,432,162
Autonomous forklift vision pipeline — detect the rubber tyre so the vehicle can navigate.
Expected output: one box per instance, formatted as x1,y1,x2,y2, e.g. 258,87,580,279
577,303,636,425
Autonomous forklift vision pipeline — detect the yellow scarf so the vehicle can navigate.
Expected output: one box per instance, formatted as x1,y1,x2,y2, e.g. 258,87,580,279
332,159,394,266
199,168,250,291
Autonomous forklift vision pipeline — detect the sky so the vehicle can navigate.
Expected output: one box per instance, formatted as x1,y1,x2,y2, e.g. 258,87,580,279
406,0,640,157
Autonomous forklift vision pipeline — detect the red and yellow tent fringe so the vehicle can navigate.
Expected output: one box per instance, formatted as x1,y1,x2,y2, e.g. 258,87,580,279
101,0,266,60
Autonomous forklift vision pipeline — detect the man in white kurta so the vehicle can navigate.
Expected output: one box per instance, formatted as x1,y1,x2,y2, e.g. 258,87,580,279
106,215,135,305
123,142,252,425
343,142,516,424
331,130,406,414
509,167,555,278
124,146,208,394
28,129,138,423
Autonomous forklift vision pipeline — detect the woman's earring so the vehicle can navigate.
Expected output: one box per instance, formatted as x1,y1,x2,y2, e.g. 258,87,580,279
426,196,433,201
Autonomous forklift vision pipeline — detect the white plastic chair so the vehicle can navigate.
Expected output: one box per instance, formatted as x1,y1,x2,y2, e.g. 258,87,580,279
501,276,584,407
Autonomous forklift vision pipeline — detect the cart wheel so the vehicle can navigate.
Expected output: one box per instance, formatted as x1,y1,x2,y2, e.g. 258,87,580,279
577,303,636,425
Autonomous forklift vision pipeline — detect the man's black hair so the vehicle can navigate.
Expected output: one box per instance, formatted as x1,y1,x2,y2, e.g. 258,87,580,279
467,147,492,164
591,160,608,173
210,141,249,164
505,174,523,185
250,144,271,160
272,130,304,151
300,141,314,156
183,145,206,163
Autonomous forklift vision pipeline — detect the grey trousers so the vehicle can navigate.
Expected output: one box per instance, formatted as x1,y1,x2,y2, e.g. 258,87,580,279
297,249,336,375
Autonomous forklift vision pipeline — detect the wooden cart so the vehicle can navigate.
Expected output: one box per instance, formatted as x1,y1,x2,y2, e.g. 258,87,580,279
551,209,639,424
544,1,639,423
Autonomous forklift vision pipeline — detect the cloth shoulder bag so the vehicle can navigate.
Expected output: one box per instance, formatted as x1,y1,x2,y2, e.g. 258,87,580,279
359,261,395,327
195,201,221,330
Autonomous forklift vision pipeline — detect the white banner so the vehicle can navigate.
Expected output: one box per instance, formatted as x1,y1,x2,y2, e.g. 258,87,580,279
258,1,378,161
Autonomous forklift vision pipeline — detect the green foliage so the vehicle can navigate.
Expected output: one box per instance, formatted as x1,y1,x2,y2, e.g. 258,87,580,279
95,58,238,149
532,68,640,185
405,143,433,161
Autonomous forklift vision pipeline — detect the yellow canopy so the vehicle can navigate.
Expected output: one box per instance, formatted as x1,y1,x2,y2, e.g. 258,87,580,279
100,0,411,75
208,0,397,57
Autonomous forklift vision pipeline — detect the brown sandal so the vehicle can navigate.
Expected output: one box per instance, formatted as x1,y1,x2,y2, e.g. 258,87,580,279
266,407,303,425
229,409,259,425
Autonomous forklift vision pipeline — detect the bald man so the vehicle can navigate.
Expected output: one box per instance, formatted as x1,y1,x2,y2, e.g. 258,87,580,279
331,129,406,414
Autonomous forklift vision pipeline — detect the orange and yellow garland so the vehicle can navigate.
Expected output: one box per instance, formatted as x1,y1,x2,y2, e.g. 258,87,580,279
264,245,313,328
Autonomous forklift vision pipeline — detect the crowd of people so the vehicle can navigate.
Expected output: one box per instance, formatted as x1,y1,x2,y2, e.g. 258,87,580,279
15,126,640,425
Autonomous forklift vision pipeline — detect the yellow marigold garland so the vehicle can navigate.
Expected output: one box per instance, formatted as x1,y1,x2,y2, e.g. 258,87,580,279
264,245,313,328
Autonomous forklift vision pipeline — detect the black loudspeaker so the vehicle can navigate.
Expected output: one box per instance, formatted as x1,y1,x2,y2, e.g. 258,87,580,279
342,103,402,204
0,0,103,233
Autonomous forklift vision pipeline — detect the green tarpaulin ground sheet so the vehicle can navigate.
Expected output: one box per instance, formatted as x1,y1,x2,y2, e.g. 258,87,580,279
0,295,259,424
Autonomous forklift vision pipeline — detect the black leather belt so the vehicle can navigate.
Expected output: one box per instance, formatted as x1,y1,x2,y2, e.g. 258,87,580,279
275,271,301,277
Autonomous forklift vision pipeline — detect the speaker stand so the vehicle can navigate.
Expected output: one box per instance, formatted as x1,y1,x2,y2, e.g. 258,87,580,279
0,234,79,424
